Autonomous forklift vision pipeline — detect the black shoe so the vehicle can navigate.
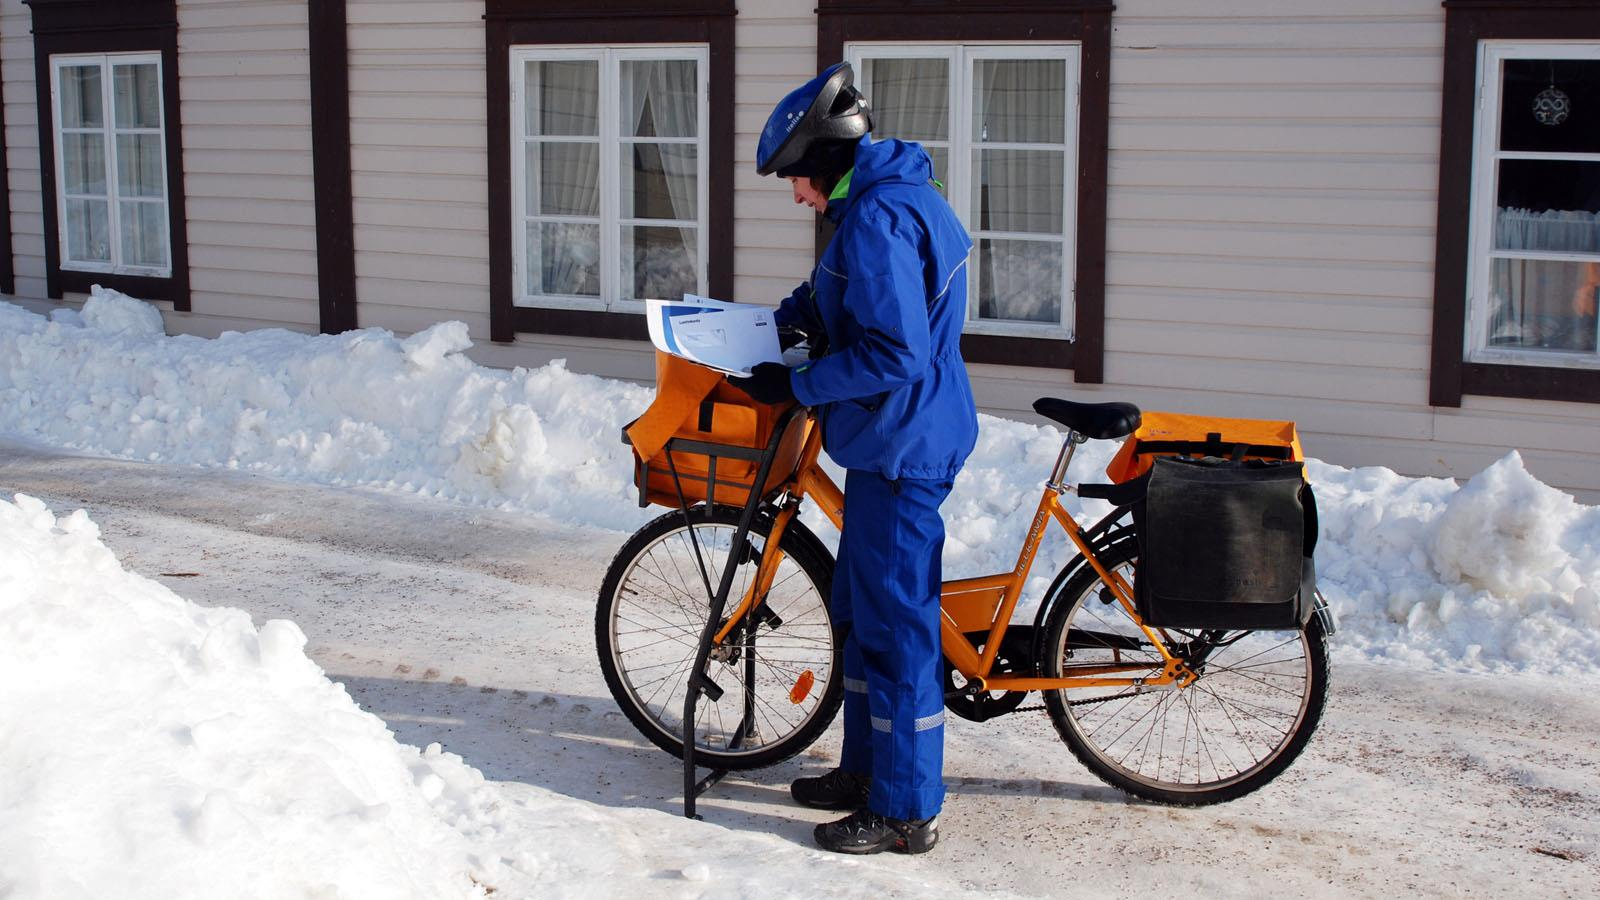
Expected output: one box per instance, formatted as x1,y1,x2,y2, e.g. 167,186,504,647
790,768,870,811
813,808,938,855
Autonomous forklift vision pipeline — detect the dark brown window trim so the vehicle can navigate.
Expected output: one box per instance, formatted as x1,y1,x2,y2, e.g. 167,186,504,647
484,0,736,344
816,0,1113,380
0,36,13,296
308,0,357,335
25,0,190,310
1429,0,1600,407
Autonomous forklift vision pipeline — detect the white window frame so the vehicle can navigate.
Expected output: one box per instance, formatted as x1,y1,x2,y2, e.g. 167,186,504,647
49,52,172,278
510,45,710,313
1465,41,1600,369
847,42,1080,340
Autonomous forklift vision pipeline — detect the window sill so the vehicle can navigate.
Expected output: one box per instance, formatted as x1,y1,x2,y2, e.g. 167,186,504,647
509,305,648,341
56,268,184,306
961,332,1074,369
1461,362,1600,403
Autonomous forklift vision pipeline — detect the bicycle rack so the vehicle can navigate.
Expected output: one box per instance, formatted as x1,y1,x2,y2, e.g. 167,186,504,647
656,404,809,819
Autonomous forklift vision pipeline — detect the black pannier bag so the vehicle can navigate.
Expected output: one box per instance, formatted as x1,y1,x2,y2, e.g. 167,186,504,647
1133,455,1318,630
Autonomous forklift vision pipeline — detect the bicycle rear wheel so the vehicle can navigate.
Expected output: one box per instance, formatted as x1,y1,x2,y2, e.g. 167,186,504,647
1040,539,1328,805
596,505,842,770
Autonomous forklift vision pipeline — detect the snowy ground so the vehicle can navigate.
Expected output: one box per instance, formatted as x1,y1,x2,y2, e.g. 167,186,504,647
3,442,1596,898
3,292,1599,897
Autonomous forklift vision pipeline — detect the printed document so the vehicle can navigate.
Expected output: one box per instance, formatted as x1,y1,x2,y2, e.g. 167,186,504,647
646,295,783,377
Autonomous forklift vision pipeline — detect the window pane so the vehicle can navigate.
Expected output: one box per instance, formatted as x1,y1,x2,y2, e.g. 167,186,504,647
621,60,697,138
527,60,599,137
530,221,600,296
973,59,1065,144
1487,258,1599,353
621,144,697,220
977,238,1062,323
527,142,599,216
62,133,107,195
119,201,168,268
862,57,948,142
972,149,1064,234
622,225,697,300
116,133,164,198
59,65,103,128
64,198,111,263
1494,159,1600,254
1499,58,1600,154
112,63,161,129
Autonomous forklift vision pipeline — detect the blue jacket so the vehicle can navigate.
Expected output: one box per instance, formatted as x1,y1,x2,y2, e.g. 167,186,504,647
777,137,978,481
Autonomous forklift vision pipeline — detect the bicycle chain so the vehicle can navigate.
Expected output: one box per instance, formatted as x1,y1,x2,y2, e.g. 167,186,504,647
1007,692,1127,716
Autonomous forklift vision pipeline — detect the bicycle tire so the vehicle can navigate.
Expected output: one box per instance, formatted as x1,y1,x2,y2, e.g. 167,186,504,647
596,505,843,770
1040,539,1329,805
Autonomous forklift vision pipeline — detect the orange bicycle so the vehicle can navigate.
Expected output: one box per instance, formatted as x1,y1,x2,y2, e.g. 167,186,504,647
597,386,1332,813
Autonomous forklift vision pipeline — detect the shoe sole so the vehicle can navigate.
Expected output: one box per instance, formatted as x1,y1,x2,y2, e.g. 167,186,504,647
813,827,938,855
820,838,937,855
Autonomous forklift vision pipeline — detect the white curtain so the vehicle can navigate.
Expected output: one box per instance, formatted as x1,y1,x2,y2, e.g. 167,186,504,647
1489,207,1600,351
863,57,948,143
972,59,1063,235
526,60,601,296
972,59,1066,323
622,60,699,298
1495,207,1600,253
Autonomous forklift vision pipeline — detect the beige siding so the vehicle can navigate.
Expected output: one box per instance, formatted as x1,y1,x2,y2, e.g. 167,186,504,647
732,3,816,304
345,0,491,340
176,0,319,331
2,1,45,299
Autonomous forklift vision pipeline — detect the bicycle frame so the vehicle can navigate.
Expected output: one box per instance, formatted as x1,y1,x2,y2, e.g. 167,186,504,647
710,410,1197,697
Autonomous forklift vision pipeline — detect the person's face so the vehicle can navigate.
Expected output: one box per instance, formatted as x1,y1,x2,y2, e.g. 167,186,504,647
788,176,828,213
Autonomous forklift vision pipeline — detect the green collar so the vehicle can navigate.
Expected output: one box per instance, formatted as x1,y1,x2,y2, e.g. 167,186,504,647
828,168,854,202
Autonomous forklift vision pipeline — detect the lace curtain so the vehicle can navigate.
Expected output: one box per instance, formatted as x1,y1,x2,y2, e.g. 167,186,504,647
1489,208,1600,352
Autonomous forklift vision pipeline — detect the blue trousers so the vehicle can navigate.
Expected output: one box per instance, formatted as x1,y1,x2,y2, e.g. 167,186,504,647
834,469,951,822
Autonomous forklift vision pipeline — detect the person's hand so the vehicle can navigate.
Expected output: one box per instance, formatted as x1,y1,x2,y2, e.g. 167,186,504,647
729,363,795,405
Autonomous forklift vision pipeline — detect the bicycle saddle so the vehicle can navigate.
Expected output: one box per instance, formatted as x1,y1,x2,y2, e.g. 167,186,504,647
1032,398,1142,441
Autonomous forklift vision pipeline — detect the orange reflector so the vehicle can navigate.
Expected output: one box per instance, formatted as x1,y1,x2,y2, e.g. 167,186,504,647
789,670,815,705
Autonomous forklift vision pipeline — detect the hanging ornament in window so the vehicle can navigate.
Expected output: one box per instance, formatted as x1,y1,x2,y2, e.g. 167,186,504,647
1533,62,1570,127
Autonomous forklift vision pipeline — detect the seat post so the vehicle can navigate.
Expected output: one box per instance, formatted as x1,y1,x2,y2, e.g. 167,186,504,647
1046,430,1087,493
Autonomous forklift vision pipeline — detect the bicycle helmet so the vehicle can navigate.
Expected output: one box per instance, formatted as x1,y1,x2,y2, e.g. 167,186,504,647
756,62,873,178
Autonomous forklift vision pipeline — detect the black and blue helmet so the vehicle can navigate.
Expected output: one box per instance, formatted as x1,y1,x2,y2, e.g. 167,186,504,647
756,62,872,178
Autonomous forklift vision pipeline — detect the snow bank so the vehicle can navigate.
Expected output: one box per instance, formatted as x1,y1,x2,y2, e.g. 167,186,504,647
1311,453,1600,674
0,290,652,532
0,492,502,898
2,292,1597,677
0,493,984,899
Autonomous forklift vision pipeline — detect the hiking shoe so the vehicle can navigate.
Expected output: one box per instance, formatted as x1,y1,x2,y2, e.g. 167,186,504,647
814,808,938,855
790,768,870,811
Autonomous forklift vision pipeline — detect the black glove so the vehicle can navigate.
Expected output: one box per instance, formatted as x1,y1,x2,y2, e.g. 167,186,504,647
729,362,795,405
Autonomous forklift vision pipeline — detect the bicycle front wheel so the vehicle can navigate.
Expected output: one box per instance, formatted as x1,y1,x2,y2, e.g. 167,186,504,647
1040,539,1329,805
596,505,842,770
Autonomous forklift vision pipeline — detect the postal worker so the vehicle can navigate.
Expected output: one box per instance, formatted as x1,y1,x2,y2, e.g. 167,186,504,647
729,62,978,855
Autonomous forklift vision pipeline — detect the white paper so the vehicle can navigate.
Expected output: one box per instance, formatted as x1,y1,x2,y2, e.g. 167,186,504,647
646,296,784,377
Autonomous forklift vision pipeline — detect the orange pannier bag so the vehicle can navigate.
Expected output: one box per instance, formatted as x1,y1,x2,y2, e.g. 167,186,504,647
623,353,812,509
1104,410,1305,484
